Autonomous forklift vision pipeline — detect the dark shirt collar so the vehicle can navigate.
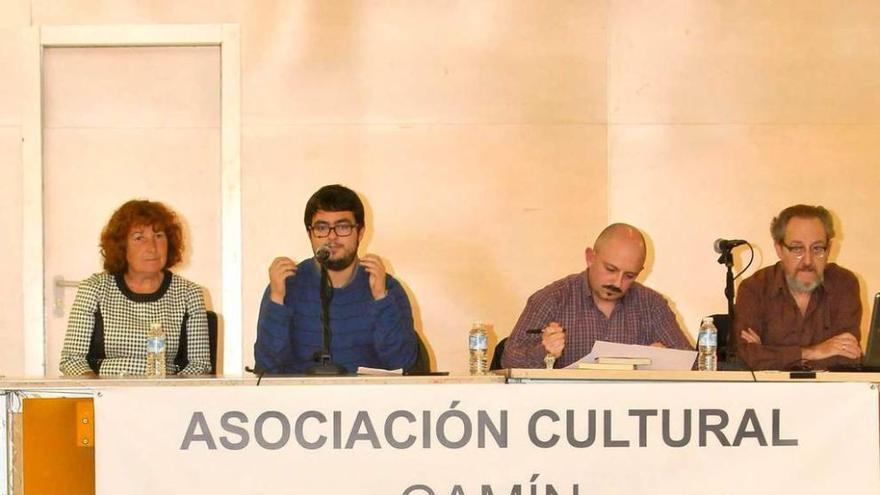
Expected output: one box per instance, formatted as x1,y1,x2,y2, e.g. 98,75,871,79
114,270,172,302
770,262,787,298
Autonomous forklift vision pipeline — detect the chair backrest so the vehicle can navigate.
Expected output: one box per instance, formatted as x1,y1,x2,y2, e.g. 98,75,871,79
489,337,507,370
207,310,218,375
407,332,432,374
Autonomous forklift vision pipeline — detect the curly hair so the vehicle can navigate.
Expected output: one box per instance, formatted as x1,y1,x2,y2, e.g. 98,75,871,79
100,200,184,274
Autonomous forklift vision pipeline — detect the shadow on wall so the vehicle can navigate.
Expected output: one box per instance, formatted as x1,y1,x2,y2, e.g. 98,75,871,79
830,209,871,344
357,194,435,370
382,258,433,370
379,240,523,372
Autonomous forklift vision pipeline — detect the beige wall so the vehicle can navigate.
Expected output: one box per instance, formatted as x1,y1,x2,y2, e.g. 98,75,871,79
608,0,880,337
0,1,28,374
1,1,879,375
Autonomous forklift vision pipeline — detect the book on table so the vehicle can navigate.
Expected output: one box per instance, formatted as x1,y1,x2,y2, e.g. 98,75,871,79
596,356,652,366
576,362,636,371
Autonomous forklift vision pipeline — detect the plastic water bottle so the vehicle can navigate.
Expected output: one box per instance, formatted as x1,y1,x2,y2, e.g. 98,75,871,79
146,322,167,377
468,322,488,375
697,317,718,371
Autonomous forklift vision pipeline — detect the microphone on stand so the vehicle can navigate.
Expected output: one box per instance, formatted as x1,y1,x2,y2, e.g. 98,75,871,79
712,237,750,366
714,238,747,253
305,244,348,376
315,244,331,264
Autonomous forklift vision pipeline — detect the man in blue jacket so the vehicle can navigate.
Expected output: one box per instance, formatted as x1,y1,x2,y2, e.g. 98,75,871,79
255,184,418,374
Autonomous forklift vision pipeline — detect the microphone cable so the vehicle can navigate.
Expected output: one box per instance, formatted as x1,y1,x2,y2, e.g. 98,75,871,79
245,366,266,386
733,242,755,281
731,243,756,381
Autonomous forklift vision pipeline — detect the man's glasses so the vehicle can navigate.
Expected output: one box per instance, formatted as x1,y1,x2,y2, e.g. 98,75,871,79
782,242,828,260
309,223,358,238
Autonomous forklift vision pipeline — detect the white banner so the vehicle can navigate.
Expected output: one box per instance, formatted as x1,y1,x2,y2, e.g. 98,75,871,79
94,382,880,495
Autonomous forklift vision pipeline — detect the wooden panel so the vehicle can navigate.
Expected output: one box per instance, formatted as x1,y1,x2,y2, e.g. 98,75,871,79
609,0,880,124
22,398,95,495
12,411,23,495
239,0,607,125
41,24,222,47
0,130,23,376
42,46,220,129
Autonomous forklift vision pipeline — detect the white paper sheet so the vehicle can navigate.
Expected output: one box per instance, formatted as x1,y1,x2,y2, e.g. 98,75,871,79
356,367,404,376
567,340,697,370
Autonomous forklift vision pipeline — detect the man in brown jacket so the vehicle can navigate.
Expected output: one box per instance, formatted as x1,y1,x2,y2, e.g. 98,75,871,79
736,204,862,370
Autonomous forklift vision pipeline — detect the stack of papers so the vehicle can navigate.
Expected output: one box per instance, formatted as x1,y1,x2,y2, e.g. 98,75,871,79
356,367,403,376
568,341,697,371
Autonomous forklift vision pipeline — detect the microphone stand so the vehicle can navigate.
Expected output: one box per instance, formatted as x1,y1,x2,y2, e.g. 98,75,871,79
716,248,736,363
305,261,348,376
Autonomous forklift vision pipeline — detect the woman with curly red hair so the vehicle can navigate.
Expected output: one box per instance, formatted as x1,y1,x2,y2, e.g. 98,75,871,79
60,199,211,376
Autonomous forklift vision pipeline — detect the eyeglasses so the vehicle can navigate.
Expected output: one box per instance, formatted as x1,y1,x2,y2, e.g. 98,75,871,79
781,242,828,260
309,223,358,238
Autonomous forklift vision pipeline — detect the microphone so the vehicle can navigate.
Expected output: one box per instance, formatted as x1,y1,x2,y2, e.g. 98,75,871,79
714,238,748,253
305,247,347,376
315,245,331,264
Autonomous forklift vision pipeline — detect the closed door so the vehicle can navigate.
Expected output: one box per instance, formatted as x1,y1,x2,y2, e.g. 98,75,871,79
42,46,221,376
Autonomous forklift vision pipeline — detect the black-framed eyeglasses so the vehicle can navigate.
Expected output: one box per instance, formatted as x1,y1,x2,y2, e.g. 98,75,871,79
781,242,828,260
308,223,358,238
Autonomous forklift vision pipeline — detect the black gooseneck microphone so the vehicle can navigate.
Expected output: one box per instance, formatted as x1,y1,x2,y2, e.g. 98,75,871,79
315,244,331,264
713,238,748,253
713,237,754,364
305,245,348,376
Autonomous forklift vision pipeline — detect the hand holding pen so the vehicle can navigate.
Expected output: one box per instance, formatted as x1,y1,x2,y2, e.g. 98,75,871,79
526,323,566,368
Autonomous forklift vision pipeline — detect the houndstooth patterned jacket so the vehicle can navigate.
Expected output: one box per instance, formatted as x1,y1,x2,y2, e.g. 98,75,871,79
60,271,211,376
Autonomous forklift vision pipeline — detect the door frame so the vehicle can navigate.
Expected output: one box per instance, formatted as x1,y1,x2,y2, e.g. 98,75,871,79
21,24,242,376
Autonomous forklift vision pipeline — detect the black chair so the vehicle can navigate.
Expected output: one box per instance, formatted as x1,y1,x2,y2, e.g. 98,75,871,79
703,313,731,362
489,337,507,370
407,332,432,374
207,310,218,374
173,309,219,374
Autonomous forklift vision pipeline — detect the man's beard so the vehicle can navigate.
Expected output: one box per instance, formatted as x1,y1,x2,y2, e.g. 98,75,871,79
324,248,358,271
785,269,823,294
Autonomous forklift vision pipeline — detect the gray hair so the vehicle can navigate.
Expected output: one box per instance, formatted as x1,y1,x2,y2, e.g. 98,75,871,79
770,204,835,244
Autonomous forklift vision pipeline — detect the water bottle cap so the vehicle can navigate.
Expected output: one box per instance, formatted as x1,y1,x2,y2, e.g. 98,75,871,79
701,317,714,325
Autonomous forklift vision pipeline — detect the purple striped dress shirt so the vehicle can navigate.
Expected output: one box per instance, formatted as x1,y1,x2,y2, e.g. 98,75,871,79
501,271,692,368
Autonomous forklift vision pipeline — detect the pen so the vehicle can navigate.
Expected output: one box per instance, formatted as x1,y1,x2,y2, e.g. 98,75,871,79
526,328,566,334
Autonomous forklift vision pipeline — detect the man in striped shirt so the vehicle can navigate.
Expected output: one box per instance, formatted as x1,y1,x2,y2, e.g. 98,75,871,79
502,223,692,369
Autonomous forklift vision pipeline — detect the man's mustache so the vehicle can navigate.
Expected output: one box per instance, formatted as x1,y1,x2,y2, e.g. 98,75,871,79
602,285,623,294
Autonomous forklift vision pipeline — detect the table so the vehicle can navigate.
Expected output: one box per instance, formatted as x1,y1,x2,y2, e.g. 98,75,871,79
3,371,878,494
